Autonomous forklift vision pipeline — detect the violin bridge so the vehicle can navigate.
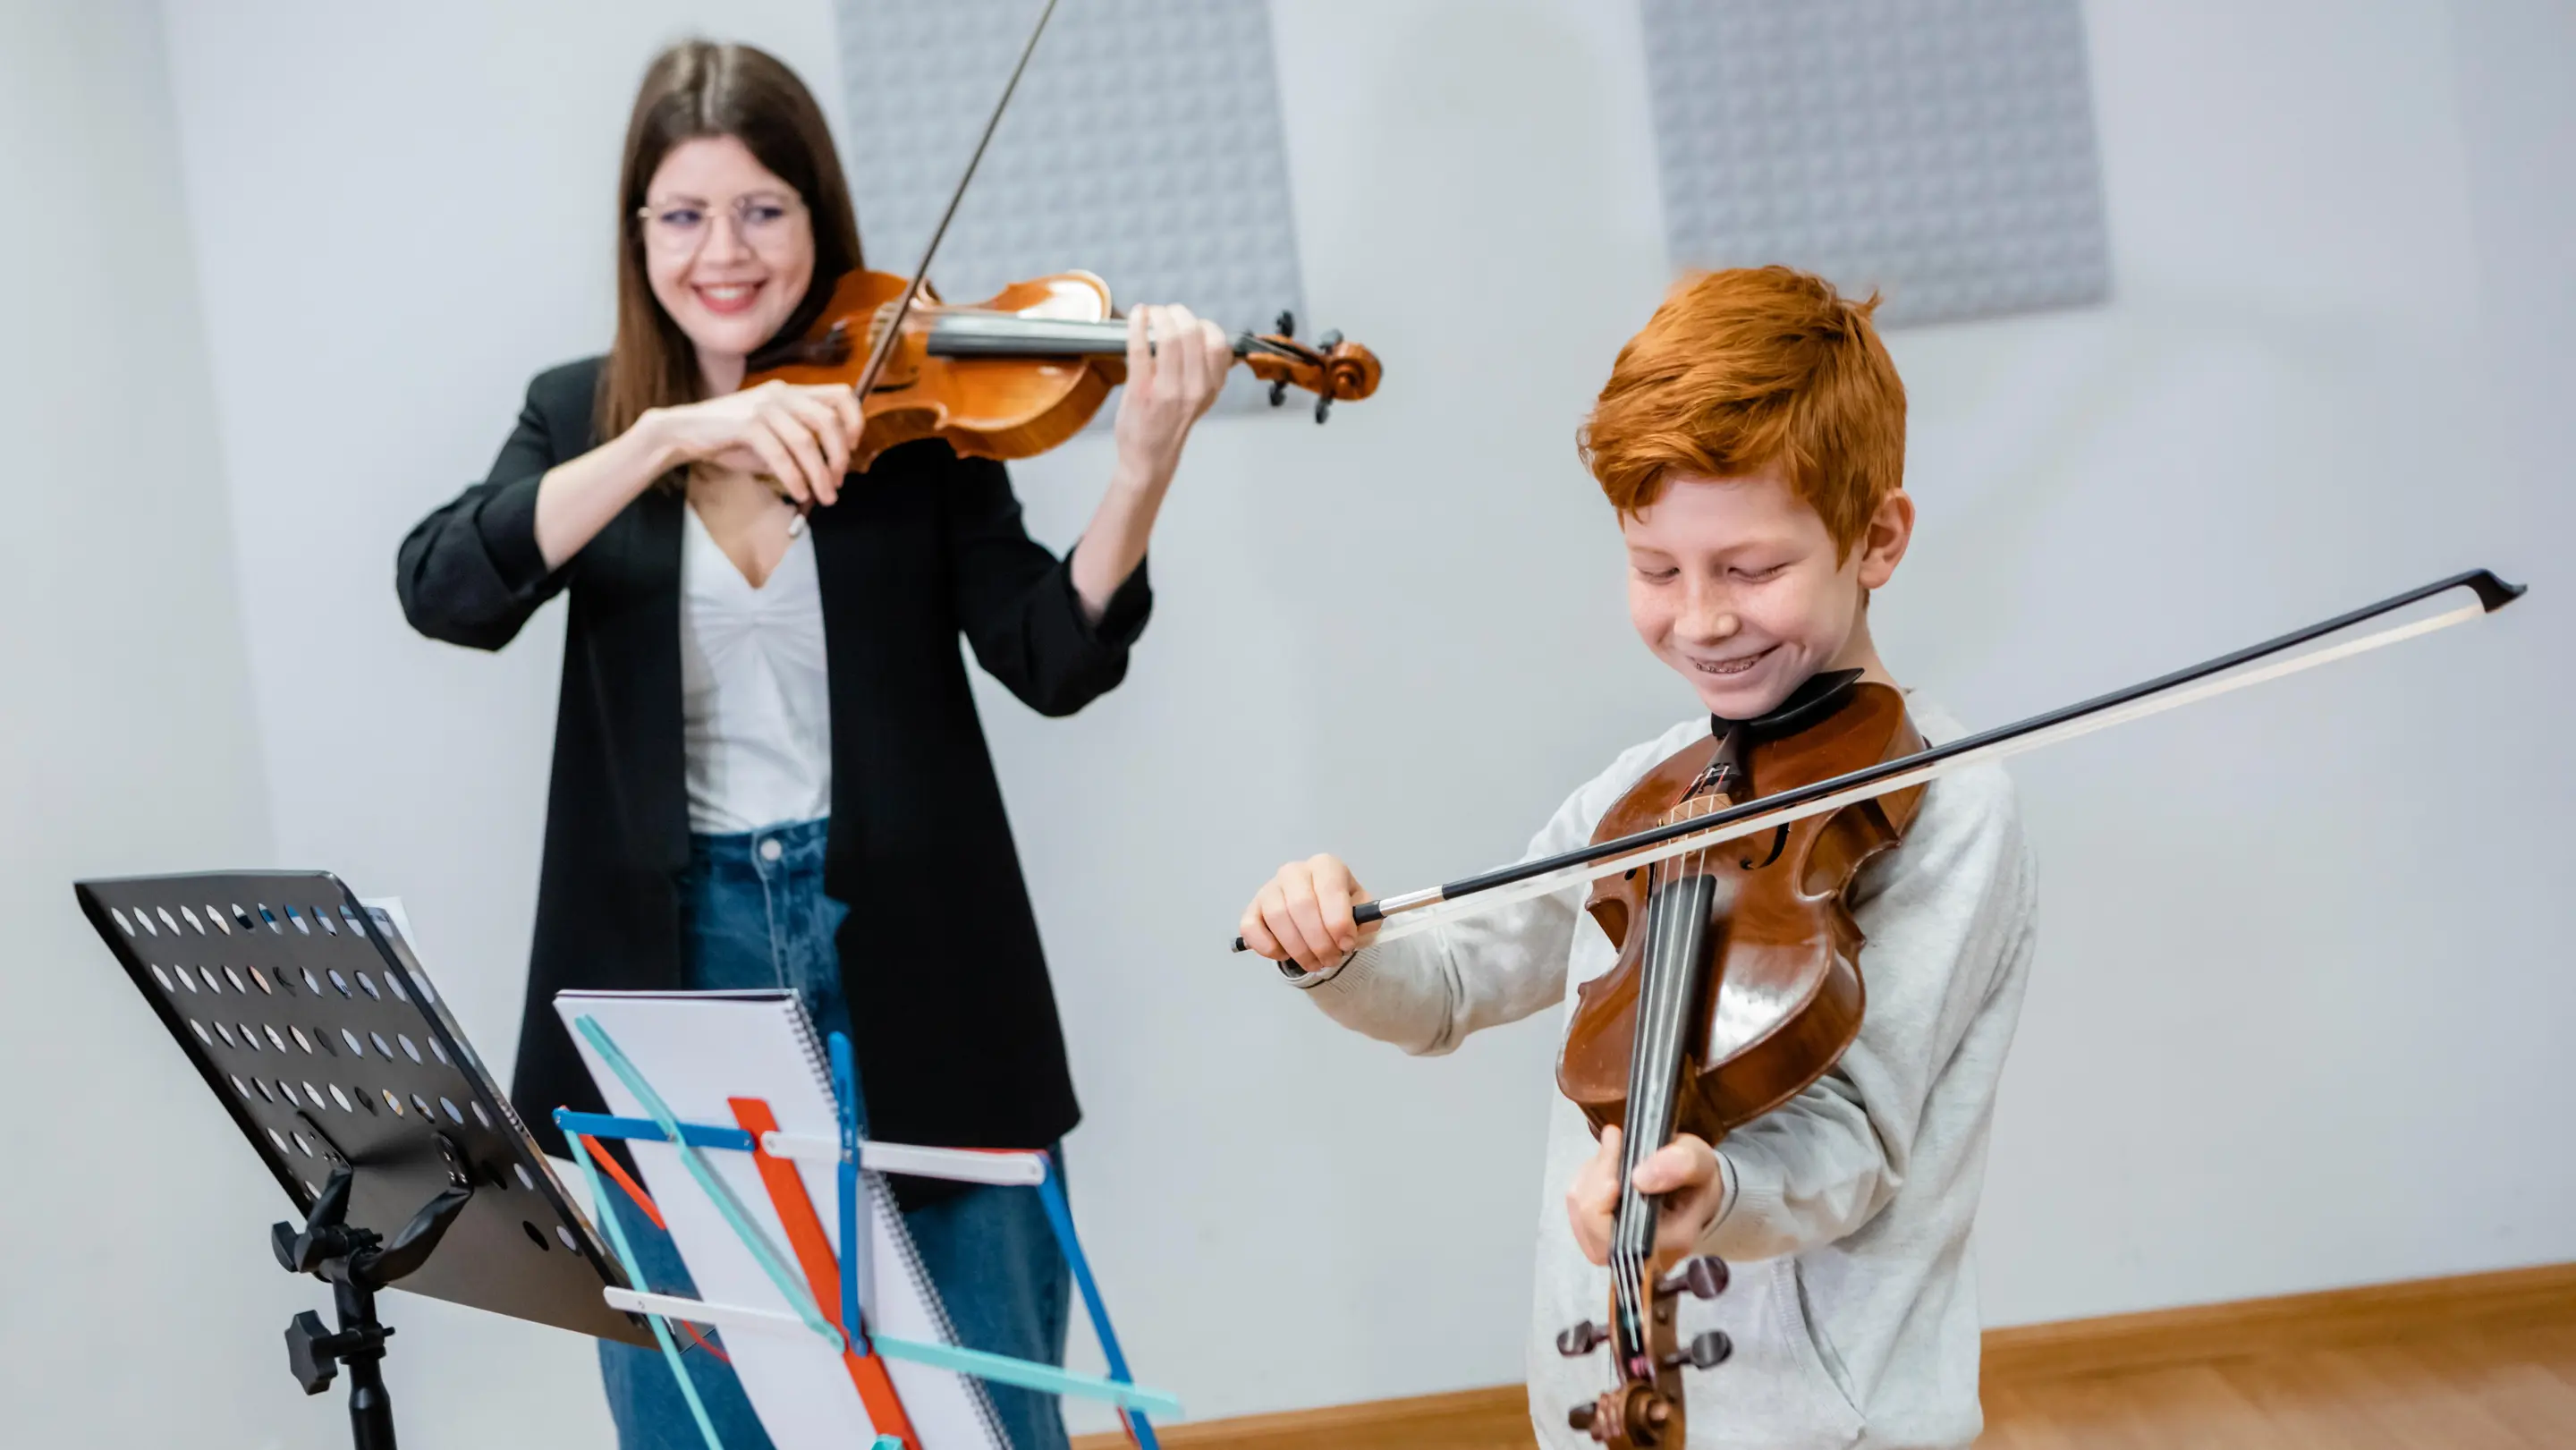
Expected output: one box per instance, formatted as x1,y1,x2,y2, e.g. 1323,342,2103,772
1680,759,1741,808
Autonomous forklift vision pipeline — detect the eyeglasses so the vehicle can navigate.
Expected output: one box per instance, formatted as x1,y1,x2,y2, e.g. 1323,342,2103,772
633,192,807,255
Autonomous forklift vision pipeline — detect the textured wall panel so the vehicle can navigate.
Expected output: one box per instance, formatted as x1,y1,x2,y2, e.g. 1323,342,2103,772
833,0,1307,407
1640,0,2112,326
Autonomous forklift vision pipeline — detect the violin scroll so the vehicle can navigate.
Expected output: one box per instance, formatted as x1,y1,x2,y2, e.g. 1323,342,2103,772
1555,1253,1733,1446
1238,309,1382,422
1572,1381,1678,1446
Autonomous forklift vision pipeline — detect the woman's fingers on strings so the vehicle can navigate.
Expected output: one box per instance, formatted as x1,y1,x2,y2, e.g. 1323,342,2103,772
1196,314,1228,400
1196,318,1232,410
1156,304,1192,397
1126,306,1156,397
1169,304,1211,405
1165,304,1204,410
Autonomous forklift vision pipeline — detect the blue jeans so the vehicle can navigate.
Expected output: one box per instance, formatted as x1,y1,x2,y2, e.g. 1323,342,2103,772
598,818,1071,1449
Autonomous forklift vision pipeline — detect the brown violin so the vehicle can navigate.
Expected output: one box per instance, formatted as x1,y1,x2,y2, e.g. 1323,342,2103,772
733,0,1378,482
1553,671,1925,1447
744,267,1381,474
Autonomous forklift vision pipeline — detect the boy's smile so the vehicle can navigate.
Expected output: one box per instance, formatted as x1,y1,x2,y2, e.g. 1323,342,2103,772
1623,465,1913,720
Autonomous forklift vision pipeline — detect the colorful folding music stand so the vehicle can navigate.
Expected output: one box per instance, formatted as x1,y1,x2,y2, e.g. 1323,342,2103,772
556,1008,1173,1450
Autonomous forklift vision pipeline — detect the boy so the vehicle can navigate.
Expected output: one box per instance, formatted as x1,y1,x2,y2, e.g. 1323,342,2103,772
1238,266,2037,1449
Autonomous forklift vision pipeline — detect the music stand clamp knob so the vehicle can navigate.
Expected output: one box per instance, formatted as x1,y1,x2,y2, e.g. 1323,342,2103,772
284,1310,384,1395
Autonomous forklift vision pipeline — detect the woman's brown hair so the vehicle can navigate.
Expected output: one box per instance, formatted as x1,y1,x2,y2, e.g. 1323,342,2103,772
596,40,865,445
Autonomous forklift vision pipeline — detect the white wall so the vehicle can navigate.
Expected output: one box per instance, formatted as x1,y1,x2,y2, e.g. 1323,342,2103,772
1885,0,2575,1323
66,0,2570,1444
0,4,292,1446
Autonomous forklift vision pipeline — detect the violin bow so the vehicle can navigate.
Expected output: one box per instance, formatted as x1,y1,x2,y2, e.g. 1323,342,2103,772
789,0,1062,537
1233,568,2527,962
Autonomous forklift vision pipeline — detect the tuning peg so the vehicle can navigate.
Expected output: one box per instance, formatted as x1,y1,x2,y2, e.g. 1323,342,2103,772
1314,394,1333,424
1268,378,1288,407
1656,1255,1730,1301
1661,1330,1733,1370
1555,1319,1608,1356
1318,328,1343,352
1274,310,1296,338
1566,1403,1597,1432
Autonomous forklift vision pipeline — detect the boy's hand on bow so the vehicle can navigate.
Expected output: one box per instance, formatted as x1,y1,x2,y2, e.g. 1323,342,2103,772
1239,853,1377,974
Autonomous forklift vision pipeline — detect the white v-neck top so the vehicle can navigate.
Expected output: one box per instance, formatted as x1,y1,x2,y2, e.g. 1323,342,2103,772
678,503,832,835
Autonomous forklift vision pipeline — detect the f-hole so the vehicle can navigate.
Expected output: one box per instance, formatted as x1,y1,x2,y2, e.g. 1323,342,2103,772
1741,824,1790,870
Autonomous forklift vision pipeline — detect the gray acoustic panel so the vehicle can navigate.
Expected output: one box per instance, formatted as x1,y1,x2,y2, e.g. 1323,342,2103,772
831,0,1306,410
1640,0,2112,326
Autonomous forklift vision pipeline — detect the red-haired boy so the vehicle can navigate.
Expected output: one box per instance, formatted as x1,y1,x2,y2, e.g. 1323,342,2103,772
1240,267,2038,1449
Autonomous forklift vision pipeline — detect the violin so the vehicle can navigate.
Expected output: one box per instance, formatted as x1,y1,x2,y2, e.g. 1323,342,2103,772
743,267,1381,475
1551,670,1923,1446
729,0,1377,489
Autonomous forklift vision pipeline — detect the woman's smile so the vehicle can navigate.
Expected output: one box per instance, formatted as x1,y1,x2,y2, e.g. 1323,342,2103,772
691,279,765,316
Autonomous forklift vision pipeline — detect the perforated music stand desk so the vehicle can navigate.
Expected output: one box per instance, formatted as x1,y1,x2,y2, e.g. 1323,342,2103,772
75,869,651,1350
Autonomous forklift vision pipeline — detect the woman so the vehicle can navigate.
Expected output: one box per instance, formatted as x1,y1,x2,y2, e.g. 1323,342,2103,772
395,40,1228,1450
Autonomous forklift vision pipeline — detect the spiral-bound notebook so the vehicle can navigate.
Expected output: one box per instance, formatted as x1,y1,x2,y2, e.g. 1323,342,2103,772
555,989,1004,1449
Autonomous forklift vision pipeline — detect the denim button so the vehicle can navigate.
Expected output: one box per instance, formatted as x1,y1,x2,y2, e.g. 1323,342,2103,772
758,837,784,862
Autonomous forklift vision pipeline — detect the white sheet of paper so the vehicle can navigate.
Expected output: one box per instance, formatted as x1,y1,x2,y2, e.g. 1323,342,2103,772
555,989,1003,1450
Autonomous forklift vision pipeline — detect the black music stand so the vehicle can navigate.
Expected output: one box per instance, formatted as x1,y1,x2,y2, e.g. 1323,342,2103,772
75,870,654,1450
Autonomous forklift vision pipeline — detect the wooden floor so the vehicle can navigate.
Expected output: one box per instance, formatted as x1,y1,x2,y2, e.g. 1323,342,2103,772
1078,1268,2576,1448
1977,1319,2576,1447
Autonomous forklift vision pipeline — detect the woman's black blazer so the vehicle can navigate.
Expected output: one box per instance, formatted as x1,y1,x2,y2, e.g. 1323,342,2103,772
396,357,1148,1169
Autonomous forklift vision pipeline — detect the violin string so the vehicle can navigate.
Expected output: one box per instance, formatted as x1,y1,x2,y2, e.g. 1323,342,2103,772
1607,839,1669,1360
1661,793,1716,1265
1615,848,1663,1353
1608,748,1738,1376
1620,835,1680,1360
1362,598,2489,945
1615,776,1715,1369
1635,833,1676,1336
1651,784,1722,1362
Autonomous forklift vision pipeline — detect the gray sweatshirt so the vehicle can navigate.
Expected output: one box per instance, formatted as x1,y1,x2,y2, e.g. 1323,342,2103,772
1291,701,2036,1448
